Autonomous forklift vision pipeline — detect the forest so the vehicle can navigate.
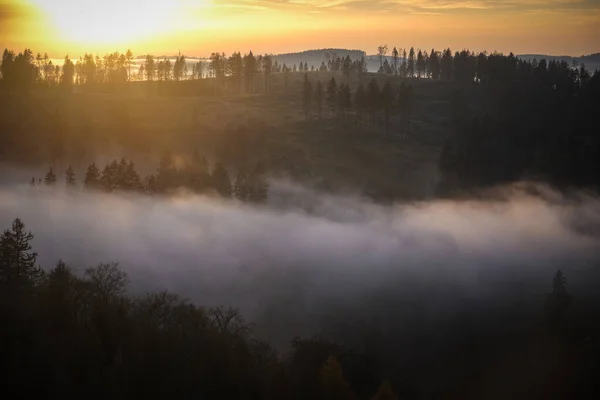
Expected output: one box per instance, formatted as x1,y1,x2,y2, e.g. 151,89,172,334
1,44,600,399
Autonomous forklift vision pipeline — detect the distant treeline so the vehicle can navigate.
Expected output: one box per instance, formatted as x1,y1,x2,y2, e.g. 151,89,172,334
31,152,269,203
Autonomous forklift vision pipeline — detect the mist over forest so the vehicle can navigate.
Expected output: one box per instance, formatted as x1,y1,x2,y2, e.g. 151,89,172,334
1,38,600,398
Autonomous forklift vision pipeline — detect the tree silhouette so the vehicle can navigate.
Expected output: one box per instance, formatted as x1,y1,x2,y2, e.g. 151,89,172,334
144,55,156,81
377,45,388,70
546,269,572,333
380,82,394,134
315,81,324,120
408,47,415,78
61,56,75,86
65,166,76,186
84,163,100,188
354,84,366,125
416,50,424,78
303,73,313,120
85,262,128,302
367,78,380,125
0,218,43,287
327,77,338,118
429,49,440,80
391,47,399,75
211,162,232,198
44,167,57,185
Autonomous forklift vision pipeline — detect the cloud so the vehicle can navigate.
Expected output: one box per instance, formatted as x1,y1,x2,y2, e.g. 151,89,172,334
1,180,599,345
211,0,598,14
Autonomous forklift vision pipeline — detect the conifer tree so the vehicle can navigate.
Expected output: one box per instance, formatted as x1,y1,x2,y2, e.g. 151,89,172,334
44,167,56,185
29,177,35,186
327,77,338,118
211,162,232,198
302,73,313,120
65,165,76,186
84,163,100,188
0,218,43,287
315,81,324,119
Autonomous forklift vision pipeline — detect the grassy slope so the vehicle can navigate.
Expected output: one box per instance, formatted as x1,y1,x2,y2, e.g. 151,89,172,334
2,72,455,200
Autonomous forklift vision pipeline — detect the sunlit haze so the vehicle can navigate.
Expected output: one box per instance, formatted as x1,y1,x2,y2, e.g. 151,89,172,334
1,0,599,56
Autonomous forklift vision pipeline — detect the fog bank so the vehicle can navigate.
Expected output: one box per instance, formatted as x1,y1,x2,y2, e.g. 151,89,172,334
1,181,599,345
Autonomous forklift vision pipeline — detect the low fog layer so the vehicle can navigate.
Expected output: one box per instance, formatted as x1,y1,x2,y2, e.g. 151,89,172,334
1,181,599,346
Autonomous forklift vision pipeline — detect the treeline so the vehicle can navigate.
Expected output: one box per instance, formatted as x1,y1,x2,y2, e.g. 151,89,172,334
438,52,600,189
301,74,415,135
31,152,269,203
1,218,595,398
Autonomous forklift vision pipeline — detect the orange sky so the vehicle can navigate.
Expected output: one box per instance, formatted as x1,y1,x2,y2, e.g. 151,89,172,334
1,0,599,57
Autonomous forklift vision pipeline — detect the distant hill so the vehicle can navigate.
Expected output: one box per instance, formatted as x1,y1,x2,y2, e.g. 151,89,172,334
517,53,600,72
273,48,366,70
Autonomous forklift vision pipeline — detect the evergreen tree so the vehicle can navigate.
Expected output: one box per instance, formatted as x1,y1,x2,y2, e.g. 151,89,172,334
248,163,269,203
408,47,415,78
400,49,407,78
234,168,250,201
84,163,100,188
327,77,338,118
65,166,76,186
315,81,324,119
429,49,441,80
186,151,211,192
391,47,399,74
416,50,424,78
302,73,313,120
367,78,380,125
0,218,43,287
546,269,572,332
355,84,366,125
380,82,394,134
29,177,35,186
100,160,119,191
156,151,178,192
44,167,56,185
211,162,232,198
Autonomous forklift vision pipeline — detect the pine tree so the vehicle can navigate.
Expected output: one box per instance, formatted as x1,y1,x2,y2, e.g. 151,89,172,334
302,73,313,120
367,78,380,125
0,218,43,287
355,84,366,125
546,269,572,332
408,47,415,78
248,162,268,203
29,177,35,186
100,160,119,191
44,167,56,185
65,165,76,186
234,168,250,201
327,77,337,118
156,151,177,192
315,81,324,119
380,82,394,134
123,160,142,190
84,163,100,188
187,151,211,192
211,162,232,198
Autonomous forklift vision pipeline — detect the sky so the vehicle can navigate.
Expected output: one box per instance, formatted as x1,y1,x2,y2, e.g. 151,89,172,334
1,0,599,57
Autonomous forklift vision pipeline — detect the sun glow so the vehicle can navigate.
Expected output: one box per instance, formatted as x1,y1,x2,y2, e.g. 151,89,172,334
27,0,194,48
